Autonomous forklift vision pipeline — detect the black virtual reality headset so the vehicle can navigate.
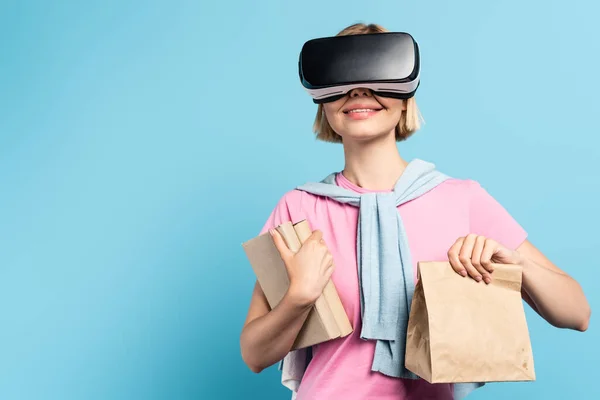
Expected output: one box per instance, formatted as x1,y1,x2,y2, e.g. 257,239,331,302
298,32,420,104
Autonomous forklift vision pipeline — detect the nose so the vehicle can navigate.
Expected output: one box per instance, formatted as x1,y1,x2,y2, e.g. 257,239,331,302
349,87,373,98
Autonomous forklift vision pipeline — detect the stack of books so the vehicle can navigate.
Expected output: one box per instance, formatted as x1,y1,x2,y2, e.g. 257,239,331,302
242,219,353,349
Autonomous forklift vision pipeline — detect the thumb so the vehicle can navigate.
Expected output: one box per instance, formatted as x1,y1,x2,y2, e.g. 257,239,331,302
270,228,294,262
492,244,520,265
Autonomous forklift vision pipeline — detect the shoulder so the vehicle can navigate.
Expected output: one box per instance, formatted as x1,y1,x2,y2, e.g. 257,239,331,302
258,189,307,235
435,175,527,246
425,177,506,215
269,188,305,211
436,176,507,209
431,177,485,201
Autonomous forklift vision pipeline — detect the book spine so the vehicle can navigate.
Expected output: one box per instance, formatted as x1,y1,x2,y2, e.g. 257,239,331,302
276,222,341,341
292,220,352,337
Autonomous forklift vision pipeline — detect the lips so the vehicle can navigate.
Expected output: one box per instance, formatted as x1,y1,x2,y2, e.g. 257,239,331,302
341,103,383,121
344,110,381,120
344,108,382,114
342,105,383,114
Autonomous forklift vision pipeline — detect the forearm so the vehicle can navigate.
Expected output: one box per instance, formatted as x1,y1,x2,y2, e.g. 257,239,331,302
521,257,591,331
240,292,312,373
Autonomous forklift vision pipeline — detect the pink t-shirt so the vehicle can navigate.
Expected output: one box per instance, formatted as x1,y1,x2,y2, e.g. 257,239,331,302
259,172,528,400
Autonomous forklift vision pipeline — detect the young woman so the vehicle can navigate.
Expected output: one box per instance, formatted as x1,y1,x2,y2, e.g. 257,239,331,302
240,23,591,400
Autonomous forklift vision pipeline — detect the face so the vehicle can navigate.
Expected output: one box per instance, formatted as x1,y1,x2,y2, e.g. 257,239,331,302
322,87,406,143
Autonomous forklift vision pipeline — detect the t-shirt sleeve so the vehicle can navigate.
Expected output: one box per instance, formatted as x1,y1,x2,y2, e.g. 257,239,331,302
468,180,528,250
258,190,305,235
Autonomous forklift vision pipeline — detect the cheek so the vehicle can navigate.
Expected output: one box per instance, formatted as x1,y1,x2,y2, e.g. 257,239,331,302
322,105,335,119
323,104,343,126
378,98,405,112
380,100,405,123
323,100,343,117
389,107,405,122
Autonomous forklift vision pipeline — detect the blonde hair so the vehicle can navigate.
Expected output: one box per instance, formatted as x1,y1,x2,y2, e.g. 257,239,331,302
313,23,424,143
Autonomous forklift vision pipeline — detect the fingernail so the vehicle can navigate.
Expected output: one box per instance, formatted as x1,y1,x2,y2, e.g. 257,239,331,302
484,276,491,284
459,270,467,277
475,275,482,282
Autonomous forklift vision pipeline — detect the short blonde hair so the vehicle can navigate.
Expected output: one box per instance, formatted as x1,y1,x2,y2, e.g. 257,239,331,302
313,23,423,143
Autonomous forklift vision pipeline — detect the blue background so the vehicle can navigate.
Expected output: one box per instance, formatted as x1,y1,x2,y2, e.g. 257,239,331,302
1,0,598,399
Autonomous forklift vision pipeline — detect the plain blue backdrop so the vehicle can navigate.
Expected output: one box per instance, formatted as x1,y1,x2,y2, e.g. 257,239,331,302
1,0,598,399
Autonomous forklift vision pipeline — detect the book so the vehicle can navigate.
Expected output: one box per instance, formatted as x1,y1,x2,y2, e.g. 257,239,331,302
291,220,353,340
242,219,353,349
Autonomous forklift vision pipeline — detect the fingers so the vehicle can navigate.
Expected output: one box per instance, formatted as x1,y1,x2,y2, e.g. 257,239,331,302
448,234,501,284
448,237,468,277
323,261,336,281
320,245,335,283
311,229,329,248
480,239,497,274
269,228,293,262
471,234,484,266
307,230,328,254
310,230,334,278
321,251,335,276
448,234,492,283
471,235,492,284
458,234,483,282
308,229,323,243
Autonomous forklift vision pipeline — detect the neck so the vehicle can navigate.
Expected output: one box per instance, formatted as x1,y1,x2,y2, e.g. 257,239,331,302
341,131,408,191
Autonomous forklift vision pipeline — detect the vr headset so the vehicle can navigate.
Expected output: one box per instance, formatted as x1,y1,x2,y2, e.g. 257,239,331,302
298,32,420,104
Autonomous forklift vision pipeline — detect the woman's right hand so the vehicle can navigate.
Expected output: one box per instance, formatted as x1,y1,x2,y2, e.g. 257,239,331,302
270,228,335,307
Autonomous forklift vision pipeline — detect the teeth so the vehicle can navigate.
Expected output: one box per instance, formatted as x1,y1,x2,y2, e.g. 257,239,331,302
347,109,378,113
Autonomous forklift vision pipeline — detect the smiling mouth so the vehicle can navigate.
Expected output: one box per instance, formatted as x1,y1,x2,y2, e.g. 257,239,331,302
343,108,383,114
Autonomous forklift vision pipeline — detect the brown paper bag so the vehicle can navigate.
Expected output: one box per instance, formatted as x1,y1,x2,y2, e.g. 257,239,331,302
405,261,535,383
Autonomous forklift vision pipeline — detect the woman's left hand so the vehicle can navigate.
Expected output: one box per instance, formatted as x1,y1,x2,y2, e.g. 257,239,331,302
447,234,524,284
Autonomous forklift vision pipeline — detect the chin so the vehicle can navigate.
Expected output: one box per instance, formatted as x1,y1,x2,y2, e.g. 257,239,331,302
340,130,392,143
338,124,396,142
